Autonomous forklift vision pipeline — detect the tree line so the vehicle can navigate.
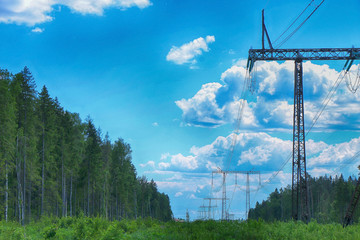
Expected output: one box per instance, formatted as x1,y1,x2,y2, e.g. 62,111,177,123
0,66,172,224
249,174,360,223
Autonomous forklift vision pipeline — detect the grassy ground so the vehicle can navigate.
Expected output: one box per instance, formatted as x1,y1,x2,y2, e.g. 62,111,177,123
0,217,359,239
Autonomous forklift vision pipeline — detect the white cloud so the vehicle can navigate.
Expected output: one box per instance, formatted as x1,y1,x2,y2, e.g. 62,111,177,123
0,0,152,26
160,152,170,160
62,0,151,15
158,162,171,169
308,137,360,168
139,160,155,168
153,132,360,219
175,192,183,197
154,131,360,179
152,122,159,127
175,81,257,128
157,132,295,173
159,153,198,170
0,0,54,26
188,194,198,199
176,60,360,131
166,35,215,65
31,27,44,33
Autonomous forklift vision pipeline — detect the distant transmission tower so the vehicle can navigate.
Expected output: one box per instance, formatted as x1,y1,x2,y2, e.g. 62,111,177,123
212,168,260,220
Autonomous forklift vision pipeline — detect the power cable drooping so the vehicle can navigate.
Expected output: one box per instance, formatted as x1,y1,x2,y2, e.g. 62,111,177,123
275,0,325,49
273,0,315,46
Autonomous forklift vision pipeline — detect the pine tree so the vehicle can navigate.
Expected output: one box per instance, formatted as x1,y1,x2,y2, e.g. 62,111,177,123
36,85,57,217
0,69,16,222
11,66,38,224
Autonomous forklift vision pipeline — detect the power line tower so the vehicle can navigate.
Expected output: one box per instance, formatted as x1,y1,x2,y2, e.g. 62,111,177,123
236,171,261,219
212,168,260,220
246,10,360,222
343,166,360,227
203,198,221,219
198,205,208,220
211,169,228,220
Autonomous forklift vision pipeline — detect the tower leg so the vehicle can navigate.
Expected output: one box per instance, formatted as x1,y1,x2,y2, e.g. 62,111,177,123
292,59,310,222
246,172,250,219
222,173,226,220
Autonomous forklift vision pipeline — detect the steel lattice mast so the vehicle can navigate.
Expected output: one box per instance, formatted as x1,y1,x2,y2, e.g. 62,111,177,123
212,169,260,220
246,10,360,222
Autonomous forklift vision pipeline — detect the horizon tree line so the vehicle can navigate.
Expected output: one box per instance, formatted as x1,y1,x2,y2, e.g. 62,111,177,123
0,66,172,224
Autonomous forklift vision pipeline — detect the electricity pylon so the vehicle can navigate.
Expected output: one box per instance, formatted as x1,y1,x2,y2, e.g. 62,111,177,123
212,168,260,220
246,10,360,222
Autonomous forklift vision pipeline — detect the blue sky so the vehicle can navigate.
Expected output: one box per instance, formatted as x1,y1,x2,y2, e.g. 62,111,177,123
1,0,360,220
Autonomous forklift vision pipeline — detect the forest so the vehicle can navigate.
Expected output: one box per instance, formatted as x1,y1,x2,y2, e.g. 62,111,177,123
0,67,172,224
249,174,360,224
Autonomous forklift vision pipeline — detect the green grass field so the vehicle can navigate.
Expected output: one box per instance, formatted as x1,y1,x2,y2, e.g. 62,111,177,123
1,217,359,240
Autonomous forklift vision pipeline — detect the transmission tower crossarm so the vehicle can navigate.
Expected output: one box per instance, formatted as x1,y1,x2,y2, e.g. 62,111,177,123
248,48,360,70
204,198,228,200
212,170,260,175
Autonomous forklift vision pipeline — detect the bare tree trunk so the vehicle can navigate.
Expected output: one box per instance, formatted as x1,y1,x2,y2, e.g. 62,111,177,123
16,135,23,225
62,153,65,217
87,174,90,217
28,178,31,222
28,179,32,222
23,134,26,224
74,185,76,217
5,159,8,222
56,174,59,217
92,182,95,216
134,189,137,219
83,191,86,215
41,126,45,216
70,173,73,217
64,174,67,216
116,190,118,220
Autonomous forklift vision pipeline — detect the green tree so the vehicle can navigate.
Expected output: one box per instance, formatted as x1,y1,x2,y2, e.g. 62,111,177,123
11,66,38,224
0,69,16,222
36,85,57,217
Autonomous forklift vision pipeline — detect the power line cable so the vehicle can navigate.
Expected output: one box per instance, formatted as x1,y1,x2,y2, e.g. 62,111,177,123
273,0,315,45
331,150,360,176
276,0,325,48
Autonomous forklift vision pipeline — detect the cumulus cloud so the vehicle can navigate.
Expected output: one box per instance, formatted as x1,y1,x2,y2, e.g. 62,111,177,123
31,27,44,33
0,0,54,26
160,152,170,160
188,194,198,199
159,153,198,171
153,132,360,219
156,132,296,173
176,60,360,131
139,160,155,168
166,35,215,65
62,0,151,14
175,192,183,197
0,0,151,26
175,82,257,128
153,131,360,181
308,137,360,168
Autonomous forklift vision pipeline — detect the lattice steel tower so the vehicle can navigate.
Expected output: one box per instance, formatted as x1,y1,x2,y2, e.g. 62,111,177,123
247,10,360,222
